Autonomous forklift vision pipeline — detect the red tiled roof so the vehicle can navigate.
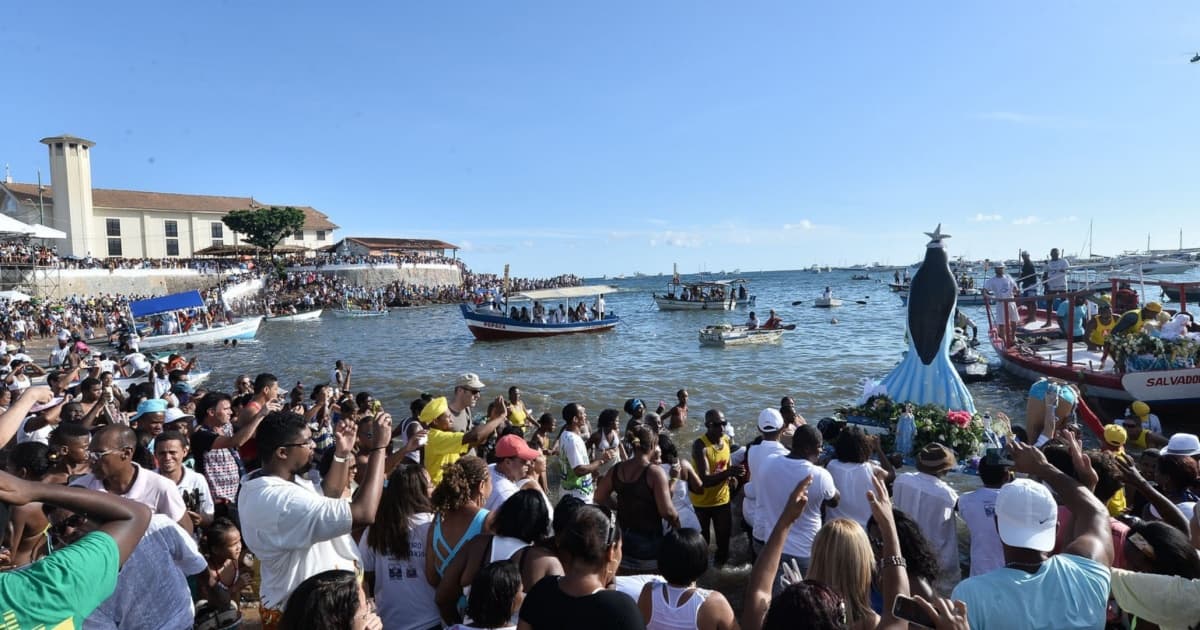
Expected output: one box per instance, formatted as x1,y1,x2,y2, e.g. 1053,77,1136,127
341,237,459,251
2,182,338,230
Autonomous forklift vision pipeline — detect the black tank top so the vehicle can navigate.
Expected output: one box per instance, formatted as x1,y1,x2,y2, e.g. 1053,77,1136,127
613,461,660,534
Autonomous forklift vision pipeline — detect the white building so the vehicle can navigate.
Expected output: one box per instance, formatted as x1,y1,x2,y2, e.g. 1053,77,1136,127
0,135,337,258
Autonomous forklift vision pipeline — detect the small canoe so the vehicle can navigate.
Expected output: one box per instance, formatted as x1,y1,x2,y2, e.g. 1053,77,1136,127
699,324,786,347
813,297,843,308
330,308,389,318
267,309,323,323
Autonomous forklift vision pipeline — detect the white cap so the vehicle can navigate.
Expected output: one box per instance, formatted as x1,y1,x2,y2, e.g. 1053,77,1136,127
757,408,783,432
164,407,195,425
995,478,1058,552
1164,433,1200,457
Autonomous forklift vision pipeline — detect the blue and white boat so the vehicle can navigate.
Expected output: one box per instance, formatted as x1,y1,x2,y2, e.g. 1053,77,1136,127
128,291,262,349
460,285,619,341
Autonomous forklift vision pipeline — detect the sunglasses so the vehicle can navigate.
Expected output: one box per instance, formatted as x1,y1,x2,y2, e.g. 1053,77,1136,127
88,447,124,462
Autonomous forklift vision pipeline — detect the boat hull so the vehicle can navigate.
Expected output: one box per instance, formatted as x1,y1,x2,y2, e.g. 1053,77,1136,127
266,309,323,322
331,309,389,318
654,296,755,311
899,291,987,306
137,317,262,349
813,298,842,308
698,326,784,347
461,304,618,340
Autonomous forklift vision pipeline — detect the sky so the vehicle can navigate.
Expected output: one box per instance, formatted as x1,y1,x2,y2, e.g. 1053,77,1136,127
2,2,1198,278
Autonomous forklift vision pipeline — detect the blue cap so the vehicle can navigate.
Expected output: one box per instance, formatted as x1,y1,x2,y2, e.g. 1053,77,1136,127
131,398,168,421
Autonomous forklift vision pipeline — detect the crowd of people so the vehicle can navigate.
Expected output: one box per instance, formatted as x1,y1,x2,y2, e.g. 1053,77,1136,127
0,355,1195,630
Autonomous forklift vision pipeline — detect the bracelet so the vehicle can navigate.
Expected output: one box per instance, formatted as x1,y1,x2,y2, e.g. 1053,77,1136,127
332,454,350,463
879,555,907,569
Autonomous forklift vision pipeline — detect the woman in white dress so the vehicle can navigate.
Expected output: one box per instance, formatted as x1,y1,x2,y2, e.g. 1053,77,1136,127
656,433,702,532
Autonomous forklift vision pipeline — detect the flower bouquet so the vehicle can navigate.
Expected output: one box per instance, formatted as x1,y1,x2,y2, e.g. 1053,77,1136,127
837,394,986,461
1109,332,1198,372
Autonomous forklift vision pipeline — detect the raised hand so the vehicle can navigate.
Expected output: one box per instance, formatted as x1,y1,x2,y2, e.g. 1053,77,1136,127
781,475,813,524
911,595,971,630
333,417,357,455
369,412,392,450
1008,439,1048,476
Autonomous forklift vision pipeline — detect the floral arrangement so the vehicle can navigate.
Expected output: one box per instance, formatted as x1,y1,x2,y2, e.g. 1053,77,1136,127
837,394,987,461
1108,332,1198,372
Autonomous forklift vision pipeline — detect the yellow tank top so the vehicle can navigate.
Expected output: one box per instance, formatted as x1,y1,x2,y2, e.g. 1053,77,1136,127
690,434,731,508
507,403,528,427
1088,315,1116,345
1121,310,1146,335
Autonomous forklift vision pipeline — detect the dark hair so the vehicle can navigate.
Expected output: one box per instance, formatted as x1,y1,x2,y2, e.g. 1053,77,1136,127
168,369,186,383
354,391,372,410
155,430,189,451
9,442,50,479
465,561,522,628
367,463,433,559
977,460,1011,487
253,373,277,395
1158,454,1200,492
95,424,137,451
537,412,554,427
658,432,681,465
203,517,241,554
280,570,360,630
409,396,428,417
432,457,489,513
1087,450,1123,503
1041,441,1076,479
657,528,708,585
1129,520,1200,579
79,377,100,391
562,403,581,424
868,509,940,585
833,426,871,464
793,425,822,454
255,411,308,457
557,505,619,567
49,422,91,448
195,391,231,421
763,580,848,630
494,489,551,544
553,495,585,539
597,408,620,431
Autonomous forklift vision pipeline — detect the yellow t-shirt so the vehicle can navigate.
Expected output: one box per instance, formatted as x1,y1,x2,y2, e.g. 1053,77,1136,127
1087,316,1116,346
690,434,731,508
425,428,470,485
507,403,528,428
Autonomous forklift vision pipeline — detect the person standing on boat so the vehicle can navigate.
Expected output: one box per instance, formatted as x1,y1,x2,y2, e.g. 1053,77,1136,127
1084,303,1117,351
594,294,605,320
1041,248,1070,329
983,263,1020,335
822,286,833,300
1018,251,1039,324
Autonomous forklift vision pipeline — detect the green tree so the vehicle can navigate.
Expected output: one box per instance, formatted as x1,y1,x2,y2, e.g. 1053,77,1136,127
221,206,306,255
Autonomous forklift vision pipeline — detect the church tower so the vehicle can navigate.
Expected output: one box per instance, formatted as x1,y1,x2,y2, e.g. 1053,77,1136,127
40,135,95,257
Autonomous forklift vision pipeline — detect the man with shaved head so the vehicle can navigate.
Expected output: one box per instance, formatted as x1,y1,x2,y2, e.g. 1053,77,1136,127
70,424,190,532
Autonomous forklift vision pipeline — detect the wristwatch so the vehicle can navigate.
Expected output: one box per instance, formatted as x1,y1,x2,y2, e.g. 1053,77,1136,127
333,453,350,464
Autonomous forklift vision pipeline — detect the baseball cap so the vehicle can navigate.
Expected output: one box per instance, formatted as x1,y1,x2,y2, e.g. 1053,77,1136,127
1104,424,1128,447
57,330,70,341
495,434,539,460
1145,302,1163,314
1164,433,1200,457
757,408,783,432
1131,401,1150,418
164,407,195,425
995,478,1058,552
456,373,485,390
130,398,168,421
418,396,449,424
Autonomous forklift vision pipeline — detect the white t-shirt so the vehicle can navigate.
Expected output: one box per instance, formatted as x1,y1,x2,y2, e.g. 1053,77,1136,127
893,472,961,594
97,359,117,375
50,346,71,367
1046,258,1070,291
16,415,54,445
755,456,837,558
487,463,522,512
160,466,216,521
239,473,361,610
957,486,1004,577
358,514,441,630
83,515,206,630
742,440,788,541
559,430,594,502
123,353,151,375
825,459,883,528
72,464,187,523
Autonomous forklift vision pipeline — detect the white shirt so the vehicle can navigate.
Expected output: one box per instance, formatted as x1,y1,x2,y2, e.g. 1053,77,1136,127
983,274,1018,299
825,459,883,528
50,345,71,367
160,466,216,520
97,359,117,375
756,456,837,558
957,486,1004,576
72,463,187,523
1046,258,1070,291
239,473,361,609
893,471,961,594
16,415,53,445
742,440,787,541
83,515,206,630
559,430,594,502
123,353,150,375
358,514,441,630
486,463,522,512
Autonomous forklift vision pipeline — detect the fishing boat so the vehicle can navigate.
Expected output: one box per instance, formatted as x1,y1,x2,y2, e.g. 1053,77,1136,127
850,274,871,281
653,278,755,311
898,288,987,306
698,324,788,347
266,309,323,323
985,278,1200,407
126,291,262,349
813,297,843,307
330,307,389,318
460,285,619,341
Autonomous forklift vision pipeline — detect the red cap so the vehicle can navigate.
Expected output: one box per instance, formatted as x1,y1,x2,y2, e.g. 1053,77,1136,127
495,434,539,460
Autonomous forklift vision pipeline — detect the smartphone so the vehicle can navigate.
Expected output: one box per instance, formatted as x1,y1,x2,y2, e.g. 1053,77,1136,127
891,595,936,629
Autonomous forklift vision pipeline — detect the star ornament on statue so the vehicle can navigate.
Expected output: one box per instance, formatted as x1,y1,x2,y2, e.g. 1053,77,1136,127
924,224,951,248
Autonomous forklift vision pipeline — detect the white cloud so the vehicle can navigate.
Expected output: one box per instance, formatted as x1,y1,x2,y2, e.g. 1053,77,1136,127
649,230,703,248
1012,216,1041,225
783,219,814,231
970,213,1003,222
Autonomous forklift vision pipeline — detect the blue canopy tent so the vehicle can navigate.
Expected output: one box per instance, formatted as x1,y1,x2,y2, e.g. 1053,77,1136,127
129,291,206,319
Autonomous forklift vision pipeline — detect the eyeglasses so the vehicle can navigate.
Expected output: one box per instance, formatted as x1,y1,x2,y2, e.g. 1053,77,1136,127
88,448,124,462
280,438,316,449
52,513,87,536
466,388,481,396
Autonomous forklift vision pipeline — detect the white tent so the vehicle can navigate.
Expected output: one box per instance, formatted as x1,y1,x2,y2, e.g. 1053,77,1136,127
0,214,35,236
0,290,32,302
27,223,66,239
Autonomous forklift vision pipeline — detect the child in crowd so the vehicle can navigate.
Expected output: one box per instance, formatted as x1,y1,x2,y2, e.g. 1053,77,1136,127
196,517,254,629
448,560,524,630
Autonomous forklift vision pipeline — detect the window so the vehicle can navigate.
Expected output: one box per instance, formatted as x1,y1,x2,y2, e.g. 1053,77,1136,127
166,239,179,256
211,223,223,239
211,239,224,247
293,230,304,241
107,238,122,257
316,230,326,241
106,218,121,237
164,220,178,238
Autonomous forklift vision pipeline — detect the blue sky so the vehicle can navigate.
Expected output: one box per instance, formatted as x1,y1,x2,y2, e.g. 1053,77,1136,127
2,2,1198,277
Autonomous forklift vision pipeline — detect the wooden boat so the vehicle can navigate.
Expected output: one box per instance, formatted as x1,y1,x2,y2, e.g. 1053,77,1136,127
653,272,755,311
850,274,871,281
985,279,1200,406
698,324,785,347
899,288,987,306
266,309,323,323
461,285,619,341
813,296,843,308
127,291,262,349
330,307,389,318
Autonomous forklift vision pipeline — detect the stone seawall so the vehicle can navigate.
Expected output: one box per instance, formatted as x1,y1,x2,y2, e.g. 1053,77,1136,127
15,263,462,300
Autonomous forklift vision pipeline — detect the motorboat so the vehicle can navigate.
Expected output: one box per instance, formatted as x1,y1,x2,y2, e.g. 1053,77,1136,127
898,288,987,306
126,291,262,349
949,333,990,381
698,324,786,347
330,307,389,318
266,309,323,323
985,278,1200,406
850,274,871,281
461,284,619,341
653,275,755,311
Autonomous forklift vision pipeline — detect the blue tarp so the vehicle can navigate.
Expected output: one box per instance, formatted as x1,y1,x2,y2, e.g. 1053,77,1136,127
129,291,206,319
